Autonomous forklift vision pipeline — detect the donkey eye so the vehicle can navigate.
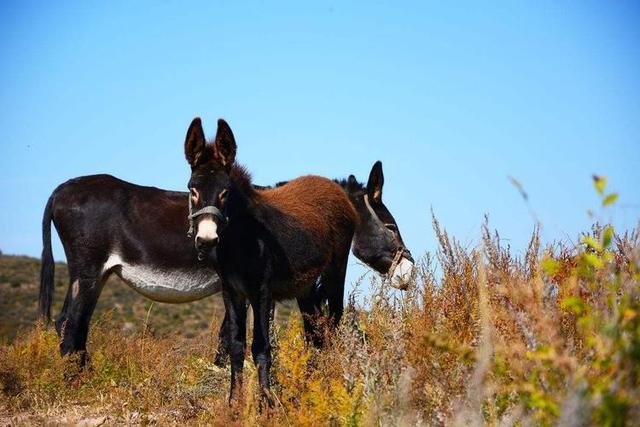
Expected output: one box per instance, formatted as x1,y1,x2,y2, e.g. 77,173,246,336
218,189,229,204
190,188,199,203
385,223,397,231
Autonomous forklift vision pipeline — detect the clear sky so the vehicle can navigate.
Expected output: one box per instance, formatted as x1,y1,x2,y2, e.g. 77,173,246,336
1,1,639,293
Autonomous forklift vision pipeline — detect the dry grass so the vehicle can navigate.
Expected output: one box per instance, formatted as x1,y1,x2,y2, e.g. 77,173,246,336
1,214,639,425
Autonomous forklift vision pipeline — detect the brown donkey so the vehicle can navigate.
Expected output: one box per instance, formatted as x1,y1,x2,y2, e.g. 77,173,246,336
185,117,359,403
39,165,413,371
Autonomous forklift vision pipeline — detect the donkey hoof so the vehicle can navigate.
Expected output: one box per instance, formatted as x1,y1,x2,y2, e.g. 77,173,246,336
213,357,225,368
261,387,275,409
213,351,229,368
62,354,90,381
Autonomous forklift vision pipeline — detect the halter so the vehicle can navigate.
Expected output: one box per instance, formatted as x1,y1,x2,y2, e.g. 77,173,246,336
187,196,228,237
387,246,405,277
363,194,411,278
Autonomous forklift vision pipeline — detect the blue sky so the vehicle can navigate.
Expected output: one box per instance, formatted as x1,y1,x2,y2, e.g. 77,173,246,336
1,1,639,292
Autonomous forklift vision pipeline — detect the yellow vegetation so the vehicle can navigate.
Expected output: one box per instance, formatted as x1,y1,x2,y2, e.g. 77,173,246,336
1,186,639,425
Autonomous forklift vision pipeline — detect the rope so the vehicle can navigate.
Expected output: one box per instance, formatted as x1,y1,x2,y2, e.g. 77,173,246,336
187,202,228,237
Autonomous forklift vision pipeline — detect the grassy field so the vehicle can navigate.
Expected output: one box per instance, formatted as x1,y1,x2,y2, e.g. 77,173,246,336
0,255,227,343
0,256,296,344
1,196,639,425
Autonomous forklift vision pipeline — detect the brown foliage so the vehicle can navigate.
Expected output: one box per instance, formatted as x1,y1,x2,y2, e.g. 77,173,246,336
1,218,639,425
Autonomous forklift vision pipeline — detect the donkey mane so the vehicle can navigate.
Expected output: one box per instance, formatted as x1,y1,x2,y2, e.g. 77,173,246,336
335,178,365,193
228,163,255,195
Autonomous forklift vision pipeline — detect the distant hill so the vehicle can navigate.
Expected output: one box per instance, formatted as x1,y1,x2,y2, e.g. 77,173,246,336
0,254,294,343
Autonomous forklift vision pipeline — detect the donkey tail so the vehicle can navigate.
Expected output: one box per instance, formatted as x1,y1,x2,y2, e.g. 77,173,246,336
39,193,55,323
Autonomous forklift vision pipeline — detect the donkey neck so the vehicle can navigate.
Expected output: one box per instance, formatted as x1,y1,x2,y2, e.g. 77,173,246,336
225,163,276,221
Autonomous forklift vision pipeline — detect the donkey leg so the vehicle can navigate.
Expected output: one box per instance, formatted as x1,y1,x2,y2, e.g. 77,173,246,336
55,285,72,337
214,301,256,367
223,288,247,403
58,275,104,367
296,292,325,348
213,310,231,367
322,255,349,330
250,292,274,406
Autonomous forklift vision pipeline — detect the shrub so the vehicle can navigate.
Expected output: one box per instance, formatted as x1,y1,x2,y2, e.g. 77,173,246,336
1,177,638,425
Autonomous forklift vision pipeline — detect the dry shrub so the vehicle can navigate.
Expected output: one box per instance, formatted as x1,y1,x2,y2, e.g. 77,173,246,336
1,216,639,425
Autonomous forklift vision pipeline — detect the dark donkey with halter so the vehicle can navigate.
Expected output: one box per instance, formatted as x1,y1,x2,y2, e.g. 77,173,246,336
183,117,413,402
39,151,414,369
185,117,351,402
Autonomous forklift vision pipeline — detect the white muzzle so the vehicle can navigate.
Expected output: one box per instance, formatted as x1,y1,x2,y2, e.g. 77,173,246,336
389,257,414,290
196,218,218,242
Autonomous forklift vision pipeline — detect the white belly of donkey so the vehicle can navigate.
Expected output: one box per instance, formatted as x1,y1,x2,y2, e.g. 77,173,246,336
103,254,221,303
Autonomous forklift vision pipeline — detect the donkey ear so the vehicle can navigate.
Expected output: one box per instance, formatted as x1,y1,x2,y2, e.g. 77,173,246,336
366,161,384,203
184,117,208,168
213,118,237,168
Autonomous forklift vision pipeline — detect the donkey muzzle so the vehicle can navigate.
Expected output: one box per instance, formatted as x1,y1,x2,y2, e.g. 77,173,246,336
194,217,220,259
388,248,415,290
390,257,415,290
196,235,218,253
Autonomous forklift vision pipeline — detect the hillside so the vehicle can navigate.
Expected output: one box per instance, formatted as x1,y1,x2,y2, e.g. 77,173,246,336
0,255,294,343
